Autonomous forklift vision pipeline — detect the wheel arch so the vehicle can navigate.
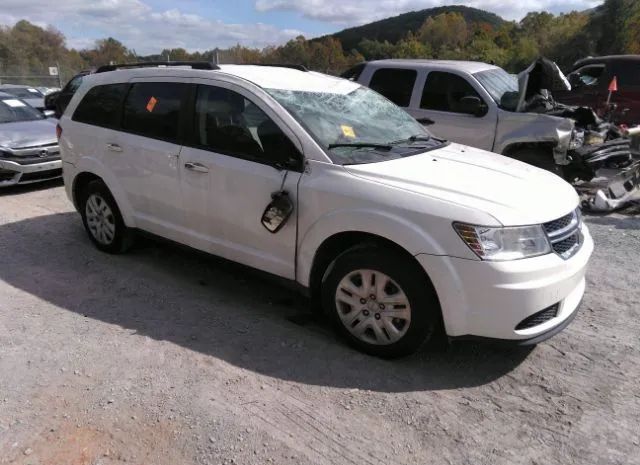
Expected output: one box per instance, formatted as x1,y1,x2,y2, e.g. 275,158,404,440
305,231,441,316
70,158,136,227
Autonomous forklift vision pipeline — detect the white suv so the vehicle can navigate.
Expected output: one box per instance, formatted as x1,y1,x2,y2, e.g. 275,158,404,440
58,62,593,357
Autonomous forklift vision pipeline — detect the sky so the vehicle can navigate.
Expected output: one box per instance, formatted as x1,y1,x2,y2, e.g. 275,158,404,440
0,0,603,54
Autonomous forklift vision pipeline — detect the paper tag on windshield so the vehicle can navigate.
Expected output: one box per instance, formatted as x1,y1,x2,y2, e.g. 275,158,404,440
4,99,26,108
341,125,356,138
28,88,39,93
146,96,158,112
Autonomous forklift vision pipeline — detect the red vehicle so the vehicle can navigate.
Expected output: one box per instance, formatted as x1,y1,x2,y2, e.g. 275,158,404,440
554,55,640,126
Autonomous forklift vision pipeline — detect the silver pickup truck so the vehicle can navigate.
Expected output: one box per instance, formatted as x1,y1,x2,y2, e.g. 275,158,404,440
347,59,640,211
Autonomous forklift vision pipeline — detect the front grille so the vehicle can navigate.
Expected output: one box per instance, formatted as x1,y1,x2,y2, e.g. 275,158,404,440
543,210,582,259
544,213,574,234
0,154,60,165
516,304,559,330
19,168,62,182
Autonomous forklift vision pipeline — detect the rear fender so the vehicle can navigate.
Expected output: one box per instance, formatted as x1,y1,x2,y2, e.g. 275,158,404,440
73,156,136,227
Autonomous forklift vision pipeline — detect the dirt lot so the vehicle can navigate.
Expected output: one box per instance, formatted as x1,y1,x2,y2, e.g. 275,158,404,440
0,181,638,465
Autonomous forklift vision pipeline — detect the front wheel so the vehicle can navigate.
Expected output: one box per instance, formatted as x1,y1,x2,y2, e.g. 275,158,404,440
322,247,441,358
508,148,564,178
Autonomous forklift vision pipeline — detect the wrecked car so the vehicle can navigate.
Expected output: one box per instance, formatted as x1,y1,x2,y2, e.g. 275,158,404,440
348,59,640,211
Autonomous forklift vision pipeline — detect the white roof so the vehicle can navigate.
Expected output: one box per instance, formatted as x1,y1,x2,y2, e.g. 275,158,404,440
218,65,360,94
369,59,499,74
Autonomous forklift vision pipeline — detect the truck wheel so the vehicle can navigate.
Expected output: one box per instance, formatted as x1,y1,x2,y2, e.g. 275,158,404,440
509,148,564,178
79,180,134,254
322,246,441,358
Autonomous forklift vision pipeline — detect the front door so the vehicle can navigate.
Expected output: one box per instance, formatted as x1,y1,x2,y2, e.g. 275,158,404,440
408,71,497,152
178,81,303,279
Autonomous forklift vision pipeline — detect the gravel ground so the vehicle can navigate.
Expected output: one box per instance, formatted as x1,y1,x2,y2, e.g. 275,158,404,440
0,180,639,465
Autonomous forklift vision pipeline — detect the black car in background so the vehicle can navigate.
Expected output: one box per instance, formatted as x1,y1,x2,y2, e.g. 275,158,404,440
554,55,640,126
45,71,90,118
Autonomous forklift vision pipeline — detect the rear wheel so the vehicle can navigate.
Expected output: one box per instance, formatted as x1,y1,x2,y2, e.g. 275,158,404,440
79,180,134,254
322,246,441,358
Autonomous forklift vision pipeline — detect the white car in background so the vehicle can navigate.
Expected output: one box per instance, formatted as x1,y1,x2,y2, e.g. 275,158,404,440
57,62,593,357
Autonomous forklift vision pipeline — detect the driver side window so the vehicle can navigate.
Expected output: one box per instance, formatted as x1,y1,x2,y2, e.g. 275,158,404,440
193,85,299,167
421,71,483,114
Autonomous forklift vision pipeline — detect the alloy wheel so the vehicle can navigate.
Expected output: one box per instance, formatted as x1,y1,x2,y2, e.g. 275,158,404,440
85,193,116,245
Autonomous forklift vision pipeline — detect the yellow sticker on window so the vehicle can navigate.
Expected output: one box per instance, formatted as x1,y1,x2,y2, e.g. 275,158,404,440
341,125,356,138
146,96,158,113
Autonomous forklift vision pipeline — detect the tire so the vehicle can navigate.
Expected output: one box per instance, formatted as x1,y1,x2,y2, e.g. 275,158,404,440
508,148,564,178
79,180,134,254
322,246,442,358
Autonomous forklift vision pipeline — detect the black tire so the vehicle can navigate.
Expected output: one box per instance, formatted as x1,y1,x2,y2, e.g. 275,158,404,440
79,180,134,254
508,148,564,178
322,246,442,358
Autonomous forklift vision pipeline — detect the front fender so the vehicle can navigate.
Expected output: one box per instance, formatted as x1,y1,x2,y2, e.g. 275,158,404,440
495,111,574,164
296,208,446,287
72,156,137,228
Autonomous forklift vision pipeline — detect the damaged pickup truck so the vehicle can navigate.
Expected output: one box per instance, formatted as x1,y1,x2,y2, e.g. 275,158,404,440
348,58,640,211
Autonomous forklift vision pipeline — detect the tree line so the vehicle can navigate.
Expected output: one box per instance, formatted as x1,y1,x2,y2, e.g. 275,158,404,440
0,0,638,87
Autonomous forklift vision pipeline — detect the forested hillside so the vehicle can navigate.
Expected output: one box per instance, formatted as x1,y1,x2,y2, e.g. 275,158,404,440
0,0,638,86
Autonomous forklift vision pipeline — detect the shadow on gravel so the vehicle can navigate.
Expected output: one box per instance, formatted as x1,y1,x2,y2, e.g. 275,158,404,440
0,212,533,393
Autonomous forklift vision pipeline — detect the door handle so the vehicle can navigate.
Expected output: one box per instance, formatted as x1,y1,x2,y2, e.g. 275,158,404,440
184,162,209,173
107,143,123,153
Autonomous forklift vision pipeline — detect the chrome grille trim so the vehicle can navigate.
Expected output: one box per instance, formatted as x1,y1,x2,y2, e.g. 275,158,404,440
543,209,583,260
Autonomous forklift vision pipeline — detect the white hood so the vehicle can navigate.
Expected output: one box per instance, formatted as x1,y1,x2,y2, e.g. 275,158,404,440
344,143,579,226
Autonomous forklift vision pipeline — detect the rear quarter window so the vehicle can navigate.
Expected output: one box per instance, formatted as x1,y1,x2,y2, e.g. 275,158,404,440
121,82,189,143
72,83,128,129
368,68,417,107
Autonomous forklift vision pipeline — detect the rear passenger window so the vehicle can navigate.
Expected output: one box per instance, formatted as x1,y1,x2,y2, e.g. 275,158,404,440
72,83,128,128
369,68,416,107
122,82,188,143
421,71,482,113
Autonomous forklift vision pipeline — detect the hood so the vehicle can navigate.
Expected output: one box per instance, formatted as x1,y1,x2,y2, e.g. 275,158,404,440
344,143,579,226
516,57,571,113
0,118,57,149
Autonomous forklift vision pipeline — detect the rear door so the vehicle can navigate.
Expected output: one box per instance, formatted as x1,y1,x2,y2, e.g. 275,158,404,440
113,79,190,238
409,71,497,151
178,80,303,278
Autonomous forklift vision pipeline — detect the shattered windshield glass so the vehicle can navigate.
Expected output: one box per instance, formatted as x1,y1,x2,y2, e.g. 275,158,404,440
474,68,520,111
267,86,445,165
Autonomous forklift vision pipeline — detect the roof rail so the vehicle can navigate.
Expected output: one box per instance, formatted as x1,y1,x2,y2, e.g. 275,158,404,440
247,63,309,72
95,61,220,73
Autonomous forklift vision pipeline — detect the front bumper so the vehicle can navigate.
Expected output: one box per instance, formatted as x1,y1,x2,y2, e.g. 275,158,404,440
416,223,593,342
0,158,62,187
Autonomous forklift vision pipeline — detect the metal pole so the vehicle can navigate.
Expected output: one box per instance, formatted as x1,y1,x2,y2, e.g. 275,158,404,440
56,61,62,88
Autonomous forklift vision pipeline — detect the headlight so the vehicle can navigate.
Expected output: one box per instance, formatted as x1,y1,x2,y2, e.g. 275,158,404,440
569,130,584,150
454,223,551,261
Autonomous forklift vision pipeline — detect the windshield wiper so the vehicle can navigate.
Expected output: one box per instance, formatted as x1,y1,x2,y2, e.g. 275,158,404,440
328,143,392,151
389,134,432,145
